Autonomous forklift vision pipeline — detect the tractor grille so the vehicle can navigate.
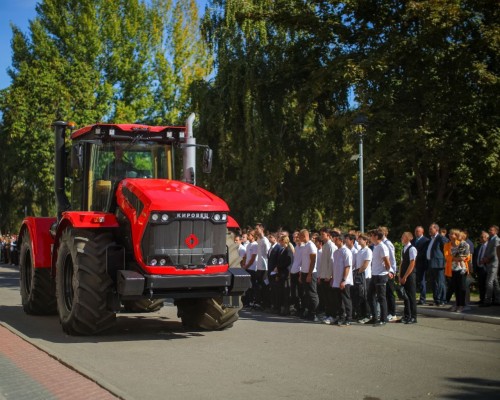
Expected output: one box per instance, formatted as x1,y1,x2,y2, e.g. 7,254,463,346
141,217,227,267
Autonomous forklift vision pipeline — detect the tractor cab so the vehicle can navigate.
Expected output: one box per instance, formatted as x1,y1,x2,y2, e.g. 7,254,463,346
67,122,211,214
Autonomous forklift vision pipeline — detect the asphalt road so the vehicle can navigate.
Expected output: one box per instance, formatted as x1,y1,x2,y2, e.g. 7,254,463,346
1,263,500,400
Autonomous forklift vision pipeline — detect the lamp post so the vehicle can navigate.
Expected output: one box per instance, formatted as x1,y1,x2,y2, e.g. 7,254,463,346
352,114,368,233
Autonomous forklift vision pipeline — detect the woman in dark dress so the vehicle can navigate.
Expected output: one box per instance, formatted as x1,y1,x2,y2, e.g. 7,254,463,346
274,235,294,315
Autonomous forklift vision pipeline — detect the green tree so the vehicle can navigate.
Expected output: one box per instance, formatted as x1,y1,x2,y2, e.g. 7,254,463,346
0,0,211,230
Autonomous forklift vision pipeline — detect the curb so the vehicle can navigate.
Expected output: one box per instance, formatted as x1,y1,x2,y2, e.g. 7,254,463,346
396,305,500,325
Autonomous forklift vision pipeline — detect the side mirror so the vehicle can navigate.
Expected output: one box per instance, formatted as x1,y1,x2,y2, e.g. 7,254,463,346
71,144,83,171
202,148,213,174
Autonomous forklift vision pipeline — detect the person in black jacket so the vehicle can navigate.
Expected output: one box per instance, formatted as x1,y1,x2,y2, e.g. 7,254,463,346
473,231,490,304
274,235,294,315
266,232,282,312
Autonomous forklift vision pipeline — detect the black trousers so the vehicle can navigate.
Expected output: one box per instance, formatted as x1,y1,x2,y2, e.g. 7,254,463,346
333,285,352,321
402,273,417,320
386,275,396,315
300,272,319,315
254,270,267,306
352,272,368,319
243,269,257,306
274,275,290,311
476,267,487,302
368,275,388,322
451,270,467,307
318,279,335,317
416,265,428,303
290,272,303,311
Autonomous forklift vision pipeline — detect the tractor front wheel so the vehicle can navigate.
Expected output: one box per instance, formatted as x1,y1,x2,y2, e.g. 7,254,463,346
122,298,165,313
55,228,116,335
176,297,241,330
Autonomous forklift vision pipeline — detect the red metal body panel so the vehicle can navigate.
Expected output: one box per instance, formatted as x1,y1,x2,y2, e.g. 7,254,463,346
71,123,186,140
117,178,230,275
19,217,57,268
59,211,120,229
122,179,230,212
227,215,239,229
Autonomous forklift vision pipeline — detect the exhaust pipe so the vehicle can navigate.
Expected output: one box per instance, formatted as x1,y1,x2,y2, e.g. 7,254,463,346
53,121,71,220
183,113,196,185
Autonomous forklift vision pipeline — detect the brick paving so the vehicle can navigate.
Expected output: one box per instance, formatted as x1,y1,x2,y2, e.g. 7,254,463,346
0,325,120,400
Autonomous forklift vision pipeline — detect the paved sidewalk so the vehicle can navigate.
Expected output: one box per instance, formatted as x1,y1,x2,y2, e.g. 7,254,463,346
0,324,120,400
397,301,500,325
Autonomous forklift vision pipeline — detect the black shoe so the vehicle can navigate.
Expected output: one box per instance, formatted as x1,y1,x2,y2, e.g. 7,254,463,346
373,320,386,326
404,318,417,324
366,318,377,324
479,303,491,307
339,320,351,327
417,300,426,305
399,317,408,324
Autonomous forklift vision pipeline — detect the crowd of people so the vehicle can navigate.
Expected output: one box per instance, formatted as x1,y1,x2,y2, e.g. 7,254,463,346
233,223,500,326
0,234,18,266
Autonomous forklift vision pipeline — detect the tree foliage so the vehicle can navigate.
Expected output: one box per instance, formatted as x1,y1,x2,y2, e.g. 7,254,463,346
0,0,211,232
193,0,499,236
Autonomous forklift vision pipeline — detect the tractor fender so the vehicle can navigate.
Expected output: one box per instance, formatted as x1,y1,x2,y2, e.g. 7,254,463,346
51,211,119,272
18,217,57,269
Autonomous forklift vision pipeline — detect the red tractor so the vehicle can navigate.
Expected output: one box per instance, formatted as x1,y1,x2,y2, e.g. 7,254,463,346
18,114,250,335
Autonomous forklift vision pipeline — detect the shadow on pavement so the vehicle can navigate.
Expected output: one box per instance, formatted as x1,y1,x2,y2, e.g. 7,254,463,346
441,377,500,400
0,264,207,343
0,304,205,343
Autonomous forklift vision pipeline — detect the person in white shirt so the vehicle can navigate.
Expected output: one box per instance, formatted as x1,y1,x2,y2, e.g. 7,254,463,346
400,232,418,324
243,230,259,307
345,234,359,320
331,233,353,326
380,226,397,321
298,229,319,321
234,235,247,267
368,229,391,326
254,226,271,308
318,228,336,324
289,231,304,314
354,233,372,323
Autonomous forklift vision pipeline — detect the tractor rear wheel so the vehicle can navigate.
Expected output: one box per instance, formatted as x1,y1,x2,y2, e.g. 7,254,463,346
176,297,241,330
122,298,165,313
19,232,57,315
55,228,116,335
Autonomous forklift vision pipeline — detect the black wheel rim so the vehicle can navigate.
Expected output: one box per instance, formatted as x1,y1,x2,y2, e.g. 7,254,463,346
23,250,32,295
63,254,74,311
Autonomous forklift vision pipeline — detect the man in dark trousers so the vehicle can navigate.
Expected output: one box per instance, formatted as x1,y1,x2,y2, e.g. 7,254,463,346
426,223,446,306
481,225,500,307
400,232,417,323
412,226,430,305
266,232,282,312
473,231,490,304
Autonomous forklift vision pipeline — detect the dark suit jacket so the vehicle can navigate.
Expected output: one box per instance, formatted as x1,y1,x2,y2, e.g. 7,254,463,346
276,246,293,278
411,235,430,272
428,234,445,269
268,244,282,273
473,244,487,273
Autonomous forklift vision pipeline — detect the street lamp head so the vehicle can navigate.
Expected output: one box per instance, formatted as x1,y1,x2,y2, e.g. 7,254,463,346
352,113,368,127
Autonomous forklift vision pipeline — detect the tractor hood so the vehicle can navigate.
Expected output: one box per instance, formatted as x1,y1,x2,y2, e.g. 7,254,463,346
119,179,229,213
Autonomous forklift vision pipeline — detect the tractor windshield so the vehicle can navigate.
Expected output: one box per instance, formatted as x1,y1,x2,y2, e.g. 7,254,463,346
88,142,174,211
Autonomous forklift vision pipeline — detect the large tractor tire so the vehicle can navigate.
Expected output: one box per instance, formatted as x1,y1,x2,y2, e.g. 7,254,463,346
122,298,165,313
176,297,242,330
55,228,116,335
19,232,57,315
